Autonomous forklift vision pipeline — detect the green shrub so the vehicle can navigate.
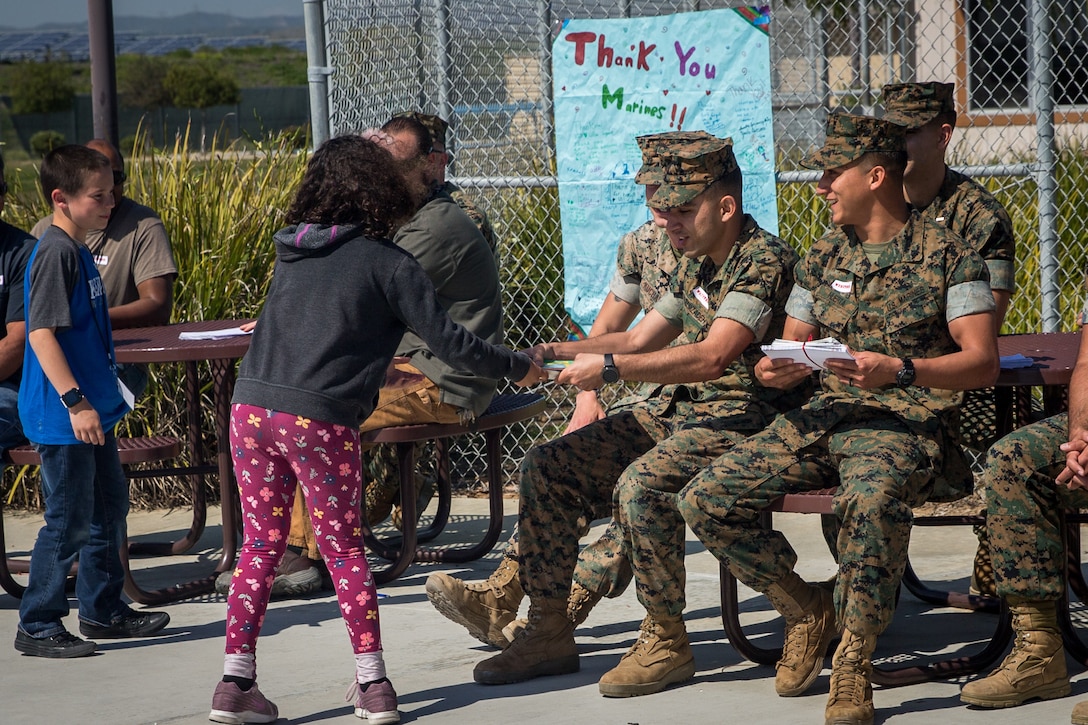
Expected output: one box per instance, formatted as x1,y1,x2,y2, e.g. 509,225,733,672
29,130,65,157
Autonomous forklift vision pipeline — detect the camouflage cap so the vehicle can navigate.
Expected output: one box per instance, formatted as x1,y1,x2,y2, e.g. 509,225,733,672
392,111,450,147
635,131,737,210
801,113,905,170
881,82,955,128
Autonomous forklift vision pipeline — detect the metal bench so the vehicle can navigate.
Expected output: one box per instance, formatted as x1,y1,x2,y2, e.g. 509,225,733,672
717,486,1015,687
359,391,546,584
0,435,184,600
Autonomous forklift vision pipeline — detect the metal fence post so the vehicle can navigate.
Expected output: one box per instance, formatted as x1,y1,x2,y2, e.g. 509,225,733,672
1031,0,1059,331
304,0,331,150
435,0,453,158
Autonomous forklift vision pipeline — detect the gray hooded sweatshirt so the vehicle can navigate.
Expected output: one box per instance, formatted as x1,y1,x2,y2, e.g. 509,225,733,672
232,223,531,428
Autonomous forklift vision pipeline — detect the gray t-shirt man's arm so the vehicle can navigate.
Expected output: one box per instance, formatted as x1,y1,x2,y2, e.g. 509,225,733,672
393,191,504,417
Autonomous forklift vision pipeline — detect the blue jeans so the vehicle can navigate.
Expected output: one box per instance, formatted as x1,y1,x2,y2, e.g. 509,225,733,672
18,430,131,637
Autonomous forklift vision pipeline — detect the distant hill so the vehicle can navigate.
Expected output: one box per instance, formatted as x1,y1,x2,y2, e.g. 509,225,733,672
0,11,305,39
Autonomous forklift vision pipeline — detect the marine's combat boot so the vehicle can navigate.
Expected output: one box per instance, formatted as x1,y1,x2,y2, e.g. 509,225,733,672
473,598,579,684
765,571,839,697
502,580,603,643
1071,698,1088,724
597,613,695,697
960,598,1070,708
825,629,877,725
425,554,523,649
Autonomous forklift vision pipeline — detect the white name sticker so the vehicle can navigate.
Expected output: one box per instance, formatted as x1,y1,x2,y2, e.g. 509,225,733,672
693,286,710,309
831,279,853,294
93,254,109,267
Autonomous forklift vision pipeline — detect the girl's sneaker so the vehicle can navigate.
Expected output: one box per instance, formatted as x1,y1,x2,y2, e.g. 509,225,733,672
209,680,279,724
346,678,400,724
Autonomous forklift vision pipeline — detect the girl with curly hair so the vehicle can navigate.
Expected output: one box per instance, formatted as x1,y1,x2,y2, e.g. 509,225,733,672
209,133,542,725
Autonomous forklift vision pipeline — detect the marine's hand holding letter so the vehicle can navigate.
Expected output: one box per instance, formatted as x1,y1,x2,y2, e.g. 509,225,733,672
824,350,898,389
754,355,811,390
557,353,605,391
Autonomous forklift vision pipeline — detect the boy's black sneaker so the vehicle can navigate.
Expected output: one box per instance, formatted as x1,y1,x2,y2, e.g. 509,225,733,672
79,610,170,639
15,629,97,658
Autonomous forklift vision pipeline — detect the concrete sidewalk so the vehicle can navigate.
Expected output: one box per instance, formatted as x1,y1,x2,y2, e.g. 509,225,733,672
1,498,1086,725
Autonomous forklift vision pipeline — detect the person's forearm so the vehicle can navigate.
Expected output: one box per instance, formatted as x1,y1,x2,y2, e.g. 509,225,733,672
0,337,23,381
1067,364,1088,436
547,330,644,359
911,348,999,390
109,298,172,328
610,336,749,385
28,328,80,395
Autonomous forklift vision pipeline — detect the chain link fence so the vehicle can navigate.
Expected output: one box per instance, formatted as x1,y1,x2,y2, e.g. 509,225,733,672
315,0,1088,483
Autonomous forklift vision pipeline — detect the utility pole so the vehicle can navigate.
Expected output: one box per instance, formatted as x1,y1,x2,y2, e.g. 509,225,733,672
87,0,119,146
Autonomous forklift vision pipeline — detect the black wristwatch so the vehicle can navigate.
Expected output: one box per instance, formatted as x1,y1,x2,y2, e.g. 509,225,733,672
895,358,916,388
601,353,620,384
60,387,85,409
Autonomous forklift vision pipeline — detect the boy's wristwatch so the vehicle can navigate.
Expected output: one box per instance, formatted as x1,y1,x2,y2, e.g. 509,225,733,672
895,359,916,388
601,353,620,383
60,387,85,408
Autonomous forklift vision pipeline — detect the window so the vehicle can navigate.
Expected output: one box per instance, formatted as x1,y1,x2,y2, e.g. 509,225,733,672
965,0,1088,110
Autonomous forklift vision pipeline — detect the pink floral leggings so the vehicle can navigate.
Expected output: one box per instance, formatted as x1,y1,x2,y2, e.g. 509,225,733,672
224,403,381,656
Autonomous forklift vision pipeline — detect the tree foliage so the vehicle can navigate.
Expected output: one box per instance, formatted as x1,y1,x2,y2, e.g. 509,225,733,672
163,61,242,110
30,130,66,157
9,58,76,114
117,55,173,110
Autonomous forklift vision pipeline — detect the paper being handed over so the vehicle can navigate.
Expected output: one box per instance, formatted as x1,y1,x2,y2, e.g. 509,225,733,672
761,337,856,371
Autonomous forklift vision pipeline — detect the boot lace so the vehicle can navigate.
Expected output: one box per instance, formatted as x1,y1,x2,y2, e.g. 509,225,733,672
829,638,866,704
778,613,814,671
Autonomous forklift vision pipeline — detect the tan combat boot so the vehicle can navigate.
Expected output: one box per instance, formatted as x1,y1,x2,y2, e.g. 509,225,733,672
473,598,579,684
1071,698,1088,724
502,580,603,643
598,613,696,697
960,599,1070,708
765,571,839,697
425,555,523,649
825,629,876,725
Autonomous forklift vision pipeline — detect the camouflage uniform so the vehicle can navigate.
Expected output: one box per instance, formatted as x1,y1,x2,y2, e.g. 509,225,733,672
568,221,678,597
610,218,803,617
612,220,680,314
678,114,996,637
881,81,1018,588
981,412,1083,600
497,220,678,599
518,206,801,605
883,81,1016,295
981,289,1088,600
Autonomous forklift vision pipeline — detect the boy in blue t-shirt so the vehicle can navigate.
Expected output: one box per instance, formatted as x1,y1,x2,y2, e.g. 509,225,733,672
15,145,169,659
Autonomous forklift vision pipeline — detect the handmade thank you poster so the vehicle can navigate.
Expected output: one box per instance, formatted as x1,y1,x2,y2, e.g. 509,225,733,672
553,7,776,335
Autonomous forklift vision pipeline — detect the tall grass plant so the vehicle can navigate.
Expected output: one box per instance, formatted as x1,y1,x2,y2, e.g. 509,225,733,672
3,125,307,508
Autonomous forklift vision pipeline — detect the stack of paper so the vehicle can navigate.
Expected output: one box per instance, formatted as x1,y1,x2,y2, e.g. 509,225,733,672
178,326,253,341
761,337,855,370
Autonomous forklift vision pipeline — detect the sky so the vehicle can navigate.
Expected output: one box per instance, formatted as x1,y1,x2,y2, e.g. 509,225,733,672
2,1,303,29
